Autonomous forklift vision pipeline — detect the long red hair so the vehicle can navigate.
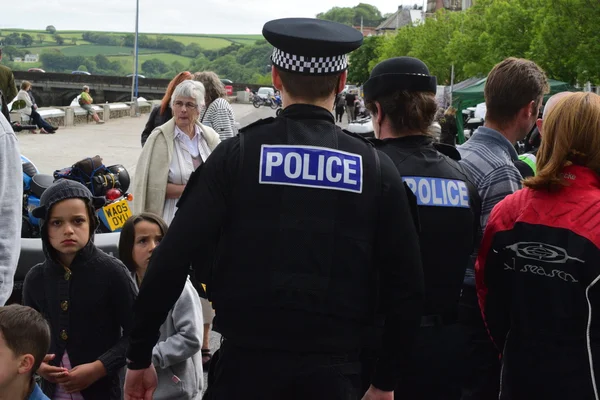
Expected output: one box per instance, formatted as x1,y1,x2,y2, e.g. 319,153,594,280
160,71,193,115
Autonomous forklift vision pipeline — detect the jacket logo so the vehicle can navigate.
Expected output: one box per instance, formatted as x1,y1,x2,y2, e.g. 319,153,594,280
259,145,363,193
504,242,585,264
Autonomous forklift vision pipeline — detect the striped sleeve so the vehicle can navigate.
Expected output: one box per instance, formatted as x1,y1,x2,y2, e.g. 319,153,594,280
479,164,522,229
202,98,235,141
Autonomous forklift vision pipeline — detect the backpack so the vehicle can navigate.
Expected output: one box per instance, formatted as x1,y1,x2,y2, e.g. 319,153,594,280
78,96,86,106
54,156,116,196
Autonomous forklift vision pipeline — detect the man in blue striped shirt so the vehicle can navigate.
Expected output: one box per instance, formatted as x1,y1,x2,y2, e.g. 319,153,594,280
457,57,549,400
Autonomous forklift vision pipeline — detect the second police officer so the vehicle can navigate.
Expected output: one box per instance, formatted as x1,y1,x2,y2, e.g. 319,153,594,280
363,57,481,400
124,19,425,400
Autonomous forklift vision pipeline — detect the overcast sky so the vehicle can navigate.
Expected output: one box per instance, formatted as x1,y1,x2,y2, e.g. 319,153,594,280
0,0,423,35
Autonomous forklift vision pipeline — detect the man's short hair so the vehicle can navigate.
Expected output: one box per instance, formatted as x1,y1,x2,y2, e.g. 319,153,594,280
366,90,438,135
276,67,341,100
0,305,50,375
484,57,549,124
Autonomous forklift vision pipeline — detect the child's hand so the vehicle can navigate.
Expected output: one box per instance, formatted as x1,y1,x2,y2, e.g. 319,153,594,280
37,354,68,383
61,360,107,394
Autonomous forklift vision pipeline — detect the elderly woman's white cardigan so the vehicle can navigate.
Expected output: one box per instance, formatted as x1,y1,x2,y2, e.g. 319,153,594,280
133,118,221,217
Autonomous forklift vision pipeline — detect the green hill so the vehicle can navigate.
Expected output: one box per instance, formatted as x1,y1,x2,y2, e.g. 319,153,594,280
0,28,271,83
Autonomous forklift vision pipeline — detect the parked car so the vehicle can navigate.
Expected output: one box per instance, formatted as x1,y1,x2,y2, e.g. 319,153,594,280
27,68,45,73
257,87,275,99
126,73,146,79
220,78,233,85
72,70,91,75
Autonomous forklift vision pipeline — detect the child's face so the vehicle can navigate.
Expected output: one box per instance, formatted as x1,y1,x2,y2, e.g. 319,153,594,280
47,198,90,258
132,221,163,271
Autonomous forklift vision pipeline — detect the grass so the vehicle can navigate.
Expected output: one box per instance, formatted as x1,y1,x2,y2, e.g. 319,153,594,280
108,53,193,72
0,29,260,50
230,39,260,46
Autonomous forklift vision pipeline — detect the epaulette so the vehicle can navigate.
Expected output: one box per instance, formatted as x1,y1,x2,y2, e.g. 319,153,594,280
238,117,276,133
433,142,462,161
342,129,375,147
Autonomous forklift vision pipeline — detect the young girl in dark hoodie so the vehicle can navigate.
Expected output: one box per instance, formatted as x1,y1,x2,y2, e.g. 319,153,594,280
22,179,136,400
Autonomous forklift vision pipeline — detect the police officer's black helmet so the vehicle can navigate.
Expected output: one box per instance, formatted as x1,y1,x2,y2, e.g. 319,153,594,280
363,57,437,101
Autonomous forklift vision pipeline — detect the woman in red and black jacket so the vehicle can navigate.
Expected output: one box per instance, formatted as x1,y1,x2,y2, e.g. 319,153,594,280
476,92,600,400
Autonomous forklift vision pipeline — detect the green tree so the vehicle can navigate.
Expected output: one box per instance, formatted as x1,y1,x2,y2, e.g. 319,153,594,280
171,60,185,74
54,34,65,45
2,46,25,61
317,7,356,25
36,34,45,44
5,33,21,46
95,54,112,70
348,35,384,84
141,58,170,76
20,34,34,47
318,3,384,26
353,3,384,26
46,25,56,34
529,0,600,84
77,64,88,72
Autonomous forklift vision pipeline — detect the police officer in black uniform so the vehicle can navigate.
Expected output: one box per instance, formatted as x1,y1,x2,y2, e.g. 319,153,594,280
362,57,481,400
124,19,424,400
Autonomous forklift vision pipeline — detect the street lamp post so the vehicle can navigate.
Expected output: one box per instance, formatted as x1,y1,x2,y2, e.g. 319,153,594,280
130,0,140,115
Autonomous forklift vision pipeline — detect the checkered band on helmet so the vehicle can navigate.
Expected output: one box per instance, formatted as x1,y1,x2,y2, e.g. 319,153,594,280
271,48,349,75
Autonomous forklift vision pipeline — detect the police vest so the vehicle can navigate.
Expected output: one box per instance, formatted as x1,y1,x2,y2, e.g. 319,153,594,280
211,116,382,331
375,136,480,319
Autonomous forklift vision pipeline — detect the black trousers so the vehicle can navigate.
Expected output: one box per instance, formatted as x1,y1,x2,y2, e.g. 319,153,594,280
458,286,501,400
203,339,361,400
360,322,466,400
30,109,54,131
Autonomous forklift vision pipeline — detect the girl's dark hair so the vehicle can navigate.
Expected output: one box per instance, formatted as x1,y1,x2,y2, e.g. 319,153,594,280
118,212,169,273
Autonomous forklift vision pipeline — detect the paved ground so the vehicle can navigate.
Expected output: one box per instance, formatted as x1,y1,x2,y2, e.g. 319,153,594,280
16,103,280,179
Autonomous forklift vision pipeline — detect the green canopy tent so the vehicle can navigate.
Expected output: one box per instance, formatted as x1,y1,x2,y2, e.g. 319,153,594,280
451,78,579,144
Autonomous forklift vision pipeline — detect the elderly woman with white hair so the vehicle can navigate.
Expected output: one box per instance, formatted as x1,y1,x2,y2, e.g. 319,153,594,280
133,79,220,222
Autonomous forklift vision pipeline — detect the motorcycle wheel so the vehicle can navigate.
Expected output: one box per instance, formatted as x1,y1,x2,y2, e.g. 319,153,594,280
276,108,282,117
252,100,261,108
270,102,278,110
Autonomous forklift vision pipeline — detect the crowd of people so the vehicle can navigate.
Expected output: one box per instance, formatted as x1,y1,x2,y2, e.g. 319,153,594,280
0,15,600,400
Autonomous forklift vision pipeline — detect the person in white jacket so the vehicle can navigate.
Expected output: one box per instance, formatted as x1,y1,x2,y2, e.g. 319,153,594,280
14,81,57,134
119,213,204,400
0,113,21,305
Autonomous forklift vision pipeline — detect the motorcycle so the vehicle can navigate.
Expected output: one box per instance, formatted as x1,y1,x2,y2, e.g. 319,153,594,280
253,95,279,110
21,155,133,238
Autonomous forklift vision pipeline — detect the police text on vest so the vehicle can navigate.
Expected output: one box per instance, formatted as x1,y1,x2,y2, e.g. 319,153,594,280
402,176,469,208
259,145,363,193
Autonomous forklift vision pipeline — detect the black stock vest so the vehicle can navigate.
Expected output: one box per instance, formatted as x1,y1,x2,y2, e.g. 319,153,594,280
374,136,480,322
210,104,383,352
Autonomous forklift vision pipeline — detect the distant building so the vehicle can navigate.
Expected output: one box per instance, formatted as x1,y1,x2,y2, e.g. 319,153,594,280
427,0,473,13
24,54,39,63
375,6,424,34
352,26,378,37
13,57,23,63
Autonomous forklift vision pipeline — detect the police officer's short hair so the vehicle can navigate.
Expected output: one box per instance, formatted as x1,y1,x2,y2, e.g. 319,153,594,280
276,68,342,100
